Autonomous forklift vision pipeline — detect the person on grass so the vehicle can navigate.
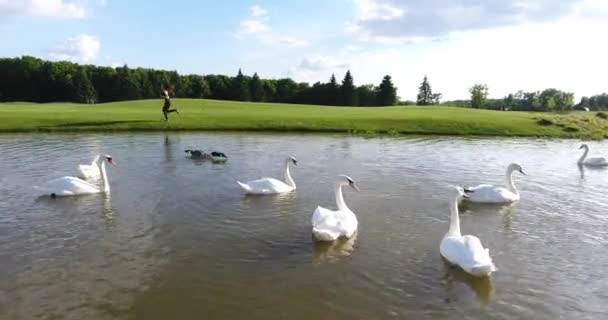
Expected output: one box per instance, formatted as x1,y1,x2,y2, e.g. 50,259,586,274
162,85,179,121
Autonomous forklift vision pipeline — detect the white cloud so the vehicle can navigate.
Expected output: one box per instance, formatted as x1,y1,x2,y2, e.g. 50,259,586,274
48,34,101,62
236,5,309,48
297,56,350,72
238,19,271,35
354,0,404,21
250,4,267,17
0,0,86,18
346,0,585,43
288,8,608,101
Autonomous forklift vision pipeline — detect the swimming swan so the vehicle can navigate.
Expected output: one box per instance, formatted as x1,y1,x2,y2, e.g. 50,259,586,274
440,187,496,277
312,175,360,241
464,163,525,203
578,144,608,167
237,156,297,195
77,155,101,180
44,155,114,197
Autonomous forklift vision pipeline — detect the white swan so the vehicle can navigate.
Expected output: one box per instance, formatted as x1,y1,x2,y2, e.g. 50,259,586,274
237,156,297,195
45,155,114,197
440,187,496,277
578,144,608,167
463,163,525,203
77,155,101,180
312,175,360,241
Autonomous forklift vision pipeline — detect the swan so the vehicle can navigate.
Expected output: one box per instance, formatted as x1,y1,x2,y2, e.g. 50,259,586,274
237,156,297,195
578,144,608,167
77,155,100,179
463,163,525,203
440,186,496,277
185,150,228,162
312,175,360,241
44,155,114,197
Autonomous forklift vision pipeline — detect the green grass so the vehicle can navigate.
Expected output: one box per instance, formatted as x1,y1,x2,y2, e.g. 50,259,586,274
1,99,607,138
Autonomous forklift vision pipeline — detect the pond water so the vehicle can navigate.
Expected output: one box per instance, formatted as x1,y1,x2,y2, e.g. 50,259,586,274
0,133,607,320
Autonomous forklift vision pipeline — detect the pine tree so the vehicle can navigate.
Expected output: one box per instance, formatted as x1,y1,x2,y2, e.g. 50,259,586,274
327,73,339,105
250,72,264,102
377,75,397,106
340,70,357,106
417,75,435,105
231,68,250,101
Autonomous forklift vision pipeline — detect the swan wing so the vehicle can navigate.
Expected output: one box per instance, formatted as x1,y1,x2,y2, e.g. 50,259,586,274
312,206,342,241
584,157,608,166
46,176,100,195
238,177,291,194
441,235,495,276
464,184,517,203
77,164,100,179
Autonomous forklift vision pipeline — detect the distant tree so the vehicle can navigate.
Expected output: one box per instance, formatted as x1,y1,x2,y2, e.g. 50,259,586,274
250,72,264,102
275,78,298,102
183,75,209,98
230,68,250,101
356,84,376,106
72,68,97,103
340,70,358,106
416,76,441,105
328,73,339,105
262,80,276,102
469,83,489,109
377,75,397,106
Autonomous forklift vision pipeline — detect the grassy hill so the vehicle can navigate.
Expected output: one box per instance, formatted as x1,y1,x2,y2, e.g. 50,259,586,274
1,99,607,138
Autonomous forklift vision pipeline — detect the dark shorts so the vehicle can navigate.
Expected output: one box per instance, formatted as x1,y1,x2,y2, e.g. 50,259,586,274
163,100,171,111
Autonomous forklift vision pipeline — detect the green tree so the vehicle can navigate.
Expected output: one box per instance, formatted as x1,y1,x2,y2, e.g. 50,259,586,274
230,68,250,101
340,70,357,106
72,68,97,103
469,83,489,109
416,75,440,105
249,72,264,102
356,84,376,106
377,75,397,106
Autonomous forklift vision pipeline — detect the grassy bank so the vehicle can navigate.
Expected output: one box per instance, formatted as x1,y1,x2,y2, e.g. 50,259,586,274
1,99,607,138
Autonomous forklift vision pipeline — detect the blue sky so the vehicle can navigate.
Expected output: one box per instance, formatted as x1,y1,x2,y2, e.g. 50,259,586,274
1,0,608,100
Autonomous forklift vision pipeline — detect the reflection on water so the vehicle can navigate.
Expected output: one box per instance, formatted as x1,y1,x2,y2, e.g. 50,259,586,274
1,133,608,320
442,261,495,304
312,233,357,263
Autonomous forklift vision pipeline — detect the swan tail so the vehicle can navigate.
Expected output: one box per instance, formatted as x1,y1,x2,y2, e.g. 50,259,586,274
237,181,252,193
470,263,496,276
312,228,339,242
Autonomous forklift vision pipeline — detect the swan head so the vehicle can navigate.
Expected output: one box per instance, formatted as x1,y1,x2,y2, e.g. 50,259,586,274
507,163,525,175
454,186,473,200
579,144,589,150
338,175,360,192
287,156,297,166
104,155,115,165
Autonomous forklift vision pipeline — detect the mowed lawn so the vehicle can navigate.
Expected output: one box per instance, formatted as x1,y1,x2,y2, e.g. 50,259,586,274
1,99,607,138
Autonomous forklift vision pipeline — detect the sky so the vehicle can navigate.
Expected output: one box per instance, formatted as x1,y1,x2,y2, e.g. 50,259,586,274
1,0,607,100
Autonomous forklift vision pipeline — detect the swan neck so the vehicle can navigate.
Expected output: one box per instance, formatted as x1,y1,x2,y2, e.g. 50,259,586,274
447,197,461,237
334,183,348,211
578,147,589,164
506,168,518,194
284,162,295,189
100,160,110,193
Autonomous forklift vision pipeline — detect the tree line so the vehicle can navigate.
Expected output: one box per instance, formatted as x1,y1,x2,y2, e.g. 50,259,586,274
0,56,397,106
2,56,607,111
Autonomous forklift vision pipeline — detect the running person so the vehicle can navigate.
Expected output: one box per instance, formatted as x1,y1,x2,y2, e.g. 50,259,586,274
161,85,179,121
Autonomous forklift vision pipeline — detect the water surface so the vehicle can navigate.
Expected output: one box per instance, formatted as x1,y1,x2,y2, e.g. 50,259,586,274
1,133,607,319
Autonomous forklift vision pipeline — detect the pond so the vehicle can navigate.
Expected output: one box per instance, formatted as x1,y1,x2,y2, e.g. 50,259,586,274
0,133,607,319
